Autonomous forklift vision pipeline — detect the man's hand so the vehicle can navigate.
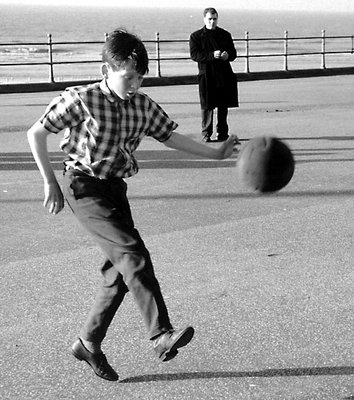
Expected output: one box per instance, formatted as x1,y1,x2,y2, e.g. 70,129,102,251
44,181,64,215
214,50,221,59
220,51,229,61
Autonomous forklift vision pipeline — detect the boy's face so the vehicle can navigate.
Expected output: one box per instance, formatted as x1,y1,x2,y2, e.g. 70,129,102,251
102,59,144,100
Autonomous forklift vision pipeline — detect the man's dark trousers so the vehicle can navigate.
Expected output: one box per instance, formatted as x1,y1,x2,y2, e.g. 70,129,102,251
201,107,228,138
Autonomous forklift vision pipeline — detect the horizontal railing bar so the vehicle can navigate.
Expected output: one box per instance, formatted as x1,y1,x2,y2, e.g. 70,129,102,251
243,50,354,57
234,35,353,41
154,35,354,42
2,50,352,67
1,35,352,47
0,62,51,66
0,42,48,47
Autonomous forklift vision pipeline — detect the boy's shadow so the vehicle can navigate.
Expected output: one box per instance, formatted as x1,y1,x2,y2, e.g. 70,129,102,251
120,365,354,383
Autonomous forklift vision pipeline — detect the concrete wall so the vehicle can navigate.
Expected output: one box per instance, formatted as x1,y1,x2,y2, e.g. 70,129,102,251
1,67,354,94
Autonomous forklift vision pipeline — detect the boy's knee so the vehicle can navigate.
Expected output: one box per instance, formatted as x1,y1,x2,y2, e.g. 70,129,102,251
120,252,157,289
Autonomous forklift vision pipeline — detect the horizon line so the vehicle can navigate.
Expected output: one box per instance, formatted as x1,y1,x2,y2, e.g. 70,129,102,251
1,3,354,13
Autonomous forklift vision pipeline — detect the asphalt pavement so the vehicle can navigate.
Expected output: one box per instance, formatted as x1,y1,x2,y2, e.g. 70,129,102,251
0,76,353,400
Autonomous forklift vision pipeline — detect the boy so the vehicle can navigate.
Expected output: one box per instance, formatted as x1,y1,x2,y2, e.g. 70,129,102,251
27,29,237,381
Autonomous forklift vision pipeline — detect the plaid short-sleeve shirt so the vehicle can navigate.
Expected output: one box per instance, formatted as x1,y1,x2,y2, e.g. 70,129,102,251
39,79,178,179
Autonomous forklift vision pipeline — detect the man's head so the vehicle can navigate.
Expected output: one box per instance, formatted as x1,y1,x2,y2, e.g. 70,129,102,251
203,7,218,30
101,29,149,100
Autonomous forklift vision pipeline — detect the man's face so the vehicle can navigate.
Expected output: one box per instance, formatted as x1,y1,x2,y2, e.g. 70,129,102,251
103,59,144,101
204,12,218,30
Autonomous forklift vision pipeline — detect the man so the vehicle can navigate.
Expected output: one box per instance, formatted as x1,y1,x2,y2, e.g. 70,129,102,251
190,7,239,142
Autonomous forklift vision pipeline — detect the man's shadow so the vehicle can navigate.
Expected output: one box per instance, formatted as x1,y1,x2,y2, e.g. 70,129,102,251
120,365,354,383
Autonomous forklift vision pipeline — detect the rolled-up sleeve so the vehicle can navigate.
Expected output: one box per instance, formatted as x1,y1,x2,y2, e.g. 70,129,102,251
146,99,178,142
39,90,83,134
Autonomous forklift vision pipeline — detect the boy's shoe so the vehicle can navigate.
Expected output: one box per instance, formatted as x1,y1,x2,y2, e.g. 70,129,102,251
72,338,119,381
153,326,195,362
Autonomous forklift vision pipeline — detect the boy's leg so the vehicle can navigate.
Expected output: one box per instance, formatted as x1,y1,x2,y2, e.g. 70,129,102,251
64,171,194,378
64,171,173,342
80,259,129,343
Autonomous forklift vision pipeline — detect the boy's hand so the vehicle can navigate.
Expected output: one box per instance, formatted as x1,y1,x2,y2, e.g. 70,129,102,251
163,131,240,161
44,181,64,215
217,135,240,159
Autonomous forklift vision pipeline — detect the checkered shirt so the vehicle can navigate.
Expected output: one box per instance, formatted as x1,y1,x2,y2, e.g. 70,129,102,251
39,79,178,179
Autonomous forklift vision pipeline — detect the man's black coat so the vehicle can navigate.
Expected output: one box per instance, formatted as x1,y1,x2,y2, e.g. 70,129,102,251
190,26,239,110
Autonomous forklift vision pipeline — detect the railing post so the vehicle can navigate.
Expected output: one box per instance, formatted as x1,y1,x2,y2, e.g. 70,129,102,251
155,32,161,77
283,30,288,71
321,29,326,69
245,31,250,73
47,33,54,83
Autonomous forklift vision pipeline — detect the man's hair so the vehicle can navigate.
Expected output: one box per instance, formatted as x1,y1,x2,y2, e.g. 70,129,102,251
102,28,149,75
203,7,218,16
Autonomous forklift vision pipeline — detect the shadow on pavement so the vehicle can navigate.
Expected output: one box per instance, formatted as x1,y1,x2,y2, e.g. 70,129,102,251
120,365,354,383
108,189,354,199
1,189,354,204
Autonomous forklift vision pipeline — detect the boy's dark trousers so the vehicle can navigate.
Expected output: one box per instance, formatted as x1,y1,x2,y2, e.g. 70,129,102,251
63,169,173,343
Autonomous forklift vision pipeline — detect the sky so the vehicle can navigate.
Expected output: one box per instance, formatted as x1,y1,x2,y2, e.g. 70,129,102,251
1,0,354,12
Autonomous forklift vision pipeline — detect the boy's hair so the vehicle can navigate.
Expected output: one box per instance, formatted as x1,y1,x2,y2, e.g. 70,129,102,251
203,7,218,16
102,28,149,75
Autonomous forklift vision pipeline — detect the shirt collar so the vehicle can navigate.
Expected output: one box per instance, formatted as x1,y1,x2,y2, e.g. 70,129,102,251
99,79,123,104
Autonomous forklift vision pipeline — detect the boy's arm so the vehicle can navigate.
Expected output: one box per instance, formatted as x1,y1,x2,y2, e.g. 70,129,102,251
27,121,64,215
163,131,238,160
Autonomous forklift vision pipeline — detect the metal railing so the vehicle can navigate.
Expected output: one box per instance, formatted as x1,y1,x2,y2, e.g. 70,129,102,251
240,30,354,73
0,31,353,83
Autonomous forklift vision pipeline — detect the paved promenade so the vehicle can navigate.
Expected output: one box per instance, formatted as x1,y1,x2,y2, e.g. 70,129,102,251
0,76,353,400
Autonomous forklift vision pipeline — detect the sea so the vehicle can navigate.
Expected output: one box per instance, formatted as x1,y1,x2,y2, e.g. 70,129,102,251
1,4,353,82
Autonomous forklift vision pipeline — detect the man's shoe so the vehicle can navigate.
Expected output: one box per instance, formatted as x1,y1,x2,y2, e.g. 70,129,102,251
217,134,241,144
153,326,194,362
202,135,212,143
72,338,119,381
216,134,229,142
233,135,241,144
